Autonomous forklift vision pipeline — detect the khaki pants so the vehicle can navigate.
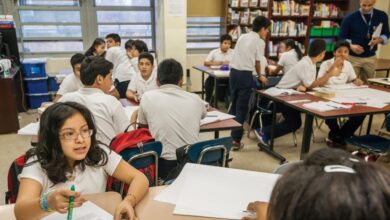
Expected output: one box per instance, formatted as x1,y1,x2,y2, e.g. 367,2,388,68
348,55,377,83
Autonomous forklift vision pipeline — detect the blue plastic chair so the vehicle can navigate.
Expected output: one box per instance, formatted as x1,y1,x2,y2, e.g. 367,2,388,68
346,135,390,154
119,141,162,192
187,137,232,167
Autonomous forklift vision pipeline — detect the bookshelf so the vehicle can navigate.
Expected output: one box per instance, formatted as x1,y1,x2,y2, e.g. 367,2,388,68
223,0,350,60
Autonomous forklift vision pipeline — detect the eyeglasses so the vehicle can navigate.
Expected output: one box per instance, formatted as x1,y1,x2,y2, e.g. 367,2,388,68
59,129,93,141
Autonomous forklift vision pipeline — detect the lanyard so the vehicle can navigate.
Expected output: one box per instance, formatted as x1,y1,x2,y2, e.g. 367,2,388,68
360,11,374,39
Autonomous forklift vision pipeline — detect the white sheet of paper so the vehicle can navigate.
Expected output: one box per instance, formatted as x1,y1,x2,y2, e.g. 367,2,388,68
168,164,279,219
18,122,39,135
263,87,303,96
328,88,390,104
167,0,185,16
41,201,112,220
365,102,388,108
324,83,368,90
213,70,230,77
200,111,235,125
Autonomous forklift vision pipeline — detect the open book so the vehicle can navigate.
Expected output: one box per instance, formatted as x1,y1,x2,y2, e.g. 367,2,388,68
263,87,303,96
200,111,235,126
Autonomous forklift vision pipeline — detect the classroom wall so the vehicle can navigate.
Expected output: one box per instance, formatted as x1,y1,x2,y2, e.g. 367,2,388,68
376,0,390,59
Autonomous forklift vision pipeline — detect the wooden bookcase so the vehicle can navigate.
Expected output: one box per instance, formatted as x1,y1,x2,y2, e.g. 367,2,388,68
222,0,350,60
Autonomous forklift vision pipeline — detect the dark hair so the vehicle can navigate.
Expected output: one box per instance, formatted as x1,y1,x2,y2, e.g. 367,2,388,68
138,52,154,65
268,149,390,220
283,39,303,60
132,40,149,53
70,53,86,70
252,16,271,32
25,102,108,185
220,34,233,44
105,33,121,43
80,56,113,86
334,40,351,52
125,39,135,50
84,38,106,57
308,39,326,57
305,148,362,166
157,59,183,85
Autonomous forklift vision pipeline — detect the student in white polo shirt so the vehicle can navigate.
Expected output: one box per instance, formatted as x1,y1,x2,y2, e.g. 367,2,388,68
54,53,85,102
268,39,304,75
137,59,207,180
318,41,365,147
105,33,136,99
59,56,129,146
125,52,158,102
203,34,234,104
229,16,270,150
256,39,338,145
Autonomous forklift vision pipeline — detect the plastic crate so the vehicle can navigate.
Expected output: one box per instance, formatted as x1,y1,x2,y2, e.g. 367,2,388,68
48,76,60,91
310,27,322,37
322,27,334,37
24,77,49,93
26,93,50,109
22,58,47,78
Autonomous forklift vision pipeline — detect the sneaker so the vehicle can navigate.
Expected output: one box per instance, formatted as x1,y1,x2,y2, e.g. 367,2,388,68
232,141,244,151
255,128,269,146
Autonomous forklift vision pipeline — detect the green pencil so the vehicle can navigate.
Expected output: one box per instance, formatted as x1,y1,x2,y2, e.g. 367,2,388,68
67,184,75,220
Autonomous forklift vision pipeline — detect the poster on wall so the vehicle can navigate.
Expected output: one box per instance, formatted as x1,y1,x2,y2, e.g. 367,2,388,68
167,0,185,17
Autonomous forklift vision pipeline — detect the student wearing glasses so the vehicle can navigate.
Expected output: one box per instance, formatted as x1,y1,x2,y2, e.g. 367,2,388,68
14,102,149,220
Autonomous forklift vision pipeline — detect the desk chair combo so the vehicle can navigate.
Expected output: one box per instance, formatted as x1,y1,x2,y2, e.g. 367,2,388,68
187,137,233,167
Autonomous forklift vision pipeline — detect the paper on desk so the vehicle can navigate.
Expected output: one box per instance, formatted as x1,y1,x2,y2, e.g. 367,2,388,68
200,111,235,125
124,106,139,120
18,122,39,135
210,65,222,69
324,83,368,90
173,164,279,219
365,102,388,108
264,87,303,96
213,70,230,77
303,101,352,112
41,201,112,220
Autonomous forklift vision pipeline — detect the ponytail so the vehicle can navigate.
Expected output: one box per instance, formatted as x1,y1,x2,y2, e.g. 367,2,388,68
283,39,303,60
293,44,304,60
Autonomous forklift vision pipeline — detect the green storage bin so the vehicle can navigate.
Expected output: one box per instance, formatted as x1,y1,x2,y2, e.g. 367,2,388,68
322,27,334,37
310,27,322,37
333,27,340,36
326,43,334,52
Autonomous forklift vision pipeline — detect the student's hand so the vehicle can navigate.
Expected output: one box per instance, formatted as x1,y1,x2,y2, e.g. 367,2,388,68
222,60,230,65
109,88,121,99
259,75,268,86
296,85,307,92
241,201,269,220
47,188,87,213
351,44,364,55
353,78,364,86
114,199,138,220
134,94,140,103
368,37,384,47
334,57,344,68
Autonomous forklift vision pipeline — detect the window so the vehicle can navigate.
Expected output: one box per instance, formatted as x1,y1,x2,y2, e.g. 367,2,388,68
11,0,156,55
187,17,222,50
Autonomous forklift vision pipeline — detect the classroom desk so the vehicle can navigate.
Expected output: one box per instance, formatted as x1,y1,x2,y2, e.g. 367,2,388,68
120,98,242,139
368,77,390,87
192,65,229,108
0,191,122,220
257,85,390,163
136,186,224,220
375,59,390,77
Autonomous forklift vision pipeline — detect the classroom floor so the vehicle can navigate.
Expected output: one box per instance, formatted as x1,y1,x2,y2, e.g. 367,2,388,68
0,105,386,205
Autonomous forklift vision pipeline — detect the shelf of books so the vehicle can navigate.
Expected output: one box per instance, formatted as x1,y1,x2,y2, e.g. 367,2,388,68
224,0,350,60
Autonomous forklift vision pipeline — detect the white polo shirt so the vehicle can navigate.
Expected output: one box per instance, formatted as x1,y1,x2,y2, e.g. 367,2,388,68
138,84,207,160
130,57,139,73
318,58,357,85
277,56,316,89
278,50,299,74
59,87,129,146
205,48,234,63
230,31,265,72
127,71,158,96
57,74,83,96
19,146,122,195
105,47,135,82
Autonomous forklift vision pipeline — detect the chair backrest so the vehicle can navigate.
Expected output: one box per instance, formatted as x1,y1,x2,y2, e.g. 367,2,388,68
386,113,390,132
119,141,162,191
187,137,232,167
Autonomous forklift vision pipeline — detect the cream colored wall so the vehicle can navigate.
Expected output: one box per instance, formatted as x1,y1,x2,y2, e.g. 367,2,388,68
375,0,390,59
187,54,208,92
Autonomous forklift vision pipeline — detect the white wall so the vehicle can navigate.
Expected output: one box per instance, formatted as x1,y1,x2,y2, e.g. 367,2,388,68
376,0,390,59
186,54,208,92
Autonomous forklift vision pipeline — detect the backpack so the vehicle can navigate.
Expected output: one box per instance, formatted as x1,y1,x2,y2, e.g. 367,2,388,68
107,126,155,193
5,154,26,204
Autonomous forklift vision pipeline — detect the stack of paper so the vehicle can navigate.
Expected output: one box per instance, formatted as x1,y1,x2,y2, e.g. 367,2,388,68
264,87,303,96
213,70,230,77
155,163,279,219
41,201,112,220
323,83,368,90
303,101,352,112
18,122,39,135
200,111,235,125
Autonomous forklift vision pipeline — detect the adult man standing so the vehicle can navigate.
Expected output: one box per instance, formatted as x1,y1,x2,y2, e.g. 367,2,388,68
339,0,390,83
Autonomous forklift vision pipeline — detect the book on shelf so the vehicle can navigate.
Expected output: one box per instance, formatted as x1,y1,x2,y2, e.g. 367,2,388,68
313,3,342,18
272,0,310,16
240,10,250,25
240,0,249,7
270,20,307,37
249,0,259,7
259,0,268,8
231,0,239,7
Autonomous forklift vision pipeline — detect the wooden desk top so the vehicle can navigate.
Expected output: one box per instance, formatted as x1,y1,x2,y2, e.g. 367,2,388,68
0,191,122,220
368,78,390,87
258,85,390,119
376,59,390,71
136,186,223,220
192,65,229,78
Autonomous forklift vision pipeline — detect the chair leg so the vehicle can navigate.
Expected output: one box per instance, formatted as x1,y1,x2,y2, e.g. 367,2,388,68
248,110,259,138
292,132,297,147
